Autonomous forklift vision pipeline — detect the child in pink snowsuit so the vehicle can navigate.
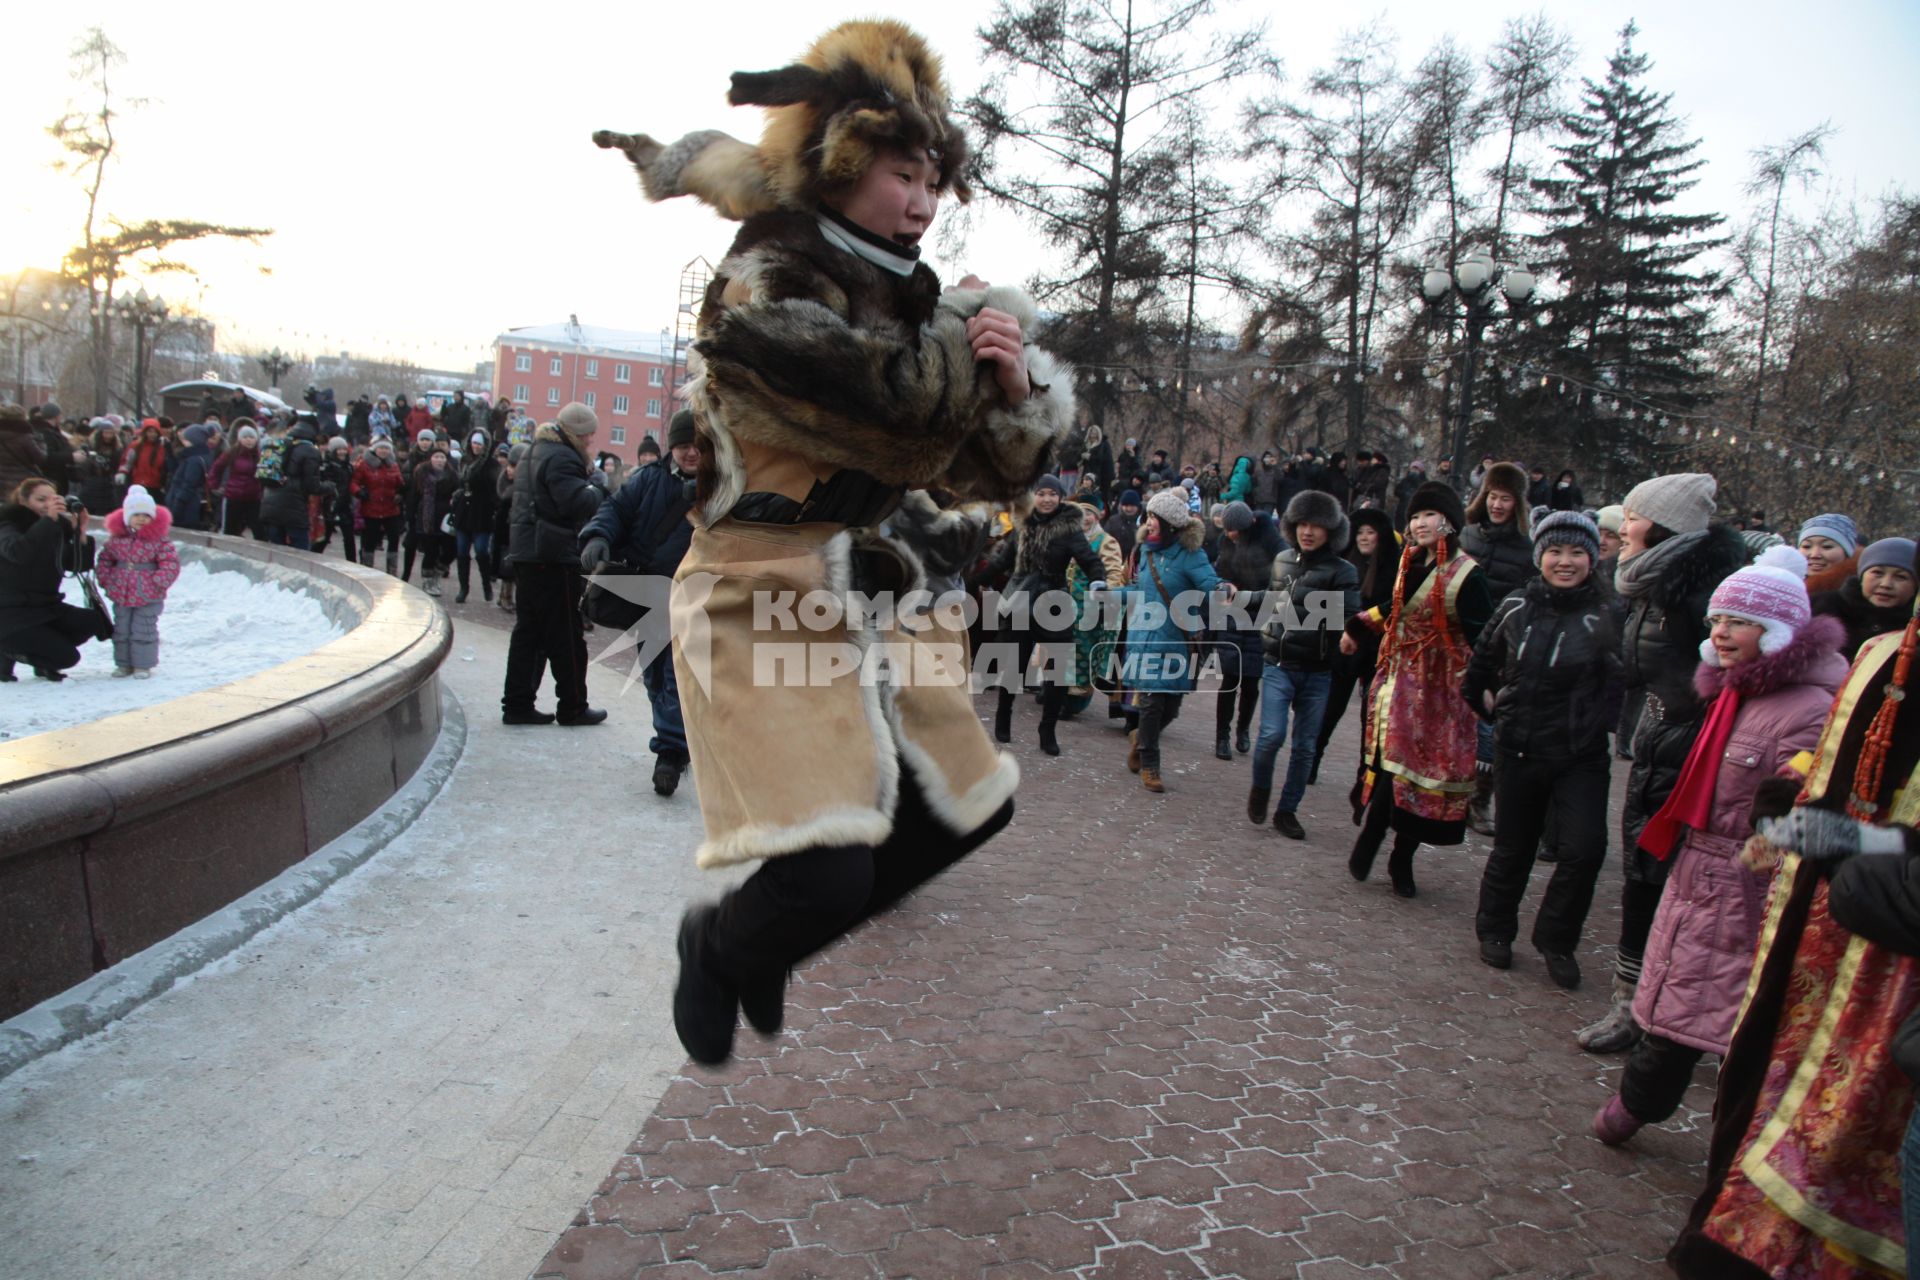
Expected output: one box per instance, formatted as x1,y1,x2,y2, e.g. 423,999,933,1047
96,484,180,677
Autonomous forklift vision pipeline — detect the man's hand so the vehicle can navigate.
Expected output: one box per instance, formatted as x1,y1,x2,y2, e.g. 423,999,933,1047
1758,807,1908,860
967,306,1030,407
580,537,612,574
1339,632,1358,656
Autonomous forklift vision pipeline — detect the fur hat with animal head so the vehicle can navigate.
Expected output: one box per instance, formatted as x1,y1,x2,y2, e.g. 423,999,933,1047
593,20,970,221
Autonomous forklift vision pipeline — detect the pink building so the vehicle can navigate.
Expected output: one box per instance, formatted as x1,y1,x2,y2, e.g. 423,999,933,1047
492,317,681,467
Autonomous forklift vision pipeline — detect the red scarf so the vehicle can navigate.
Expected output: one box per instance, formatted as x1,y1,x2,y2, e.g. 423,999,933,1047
1637,685,1743,860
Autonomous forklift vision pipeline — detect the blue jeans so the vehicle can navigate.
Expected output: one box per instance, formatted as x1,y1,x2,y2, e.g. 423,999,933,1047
1476,716,1495,766
1251,664,1331,813
645,649,688,762
456,530,491,561
259,522,310,550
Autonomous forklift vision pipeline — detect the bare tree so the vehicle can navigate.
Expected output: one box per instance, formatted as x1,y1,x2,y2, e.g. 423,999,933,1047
1741,125,1834,431
1481,14,1574,262
966,0,1274,434
47,27,269,414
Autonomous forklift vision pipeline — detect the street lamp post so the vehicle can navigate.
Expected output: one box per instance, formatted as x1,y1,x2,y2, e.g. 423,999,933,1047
1418,251,1535,481
113,287,171,415
259,347,292,394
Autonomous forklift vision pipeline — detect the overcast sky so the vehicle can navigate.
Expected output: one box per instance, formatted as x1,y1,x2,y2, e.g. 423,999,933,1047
2,0,1915,373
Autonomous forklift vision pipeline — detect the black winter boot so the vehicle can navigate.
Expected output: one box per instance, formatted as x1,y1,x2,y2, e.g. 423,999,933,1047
1038,684,1064,755
1215,736,1233,761
1387,834,1420,898
480,563,495,602
455,555,472,604
1247,787,1270,825
674,906,740,1065
994,689,1015,744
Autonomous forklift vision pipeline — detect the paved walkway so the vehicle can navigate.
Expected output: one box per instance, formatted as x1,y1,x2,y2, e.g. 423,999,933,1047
0,611,739,1279
535,686,1711,1277
2,590,1713,1277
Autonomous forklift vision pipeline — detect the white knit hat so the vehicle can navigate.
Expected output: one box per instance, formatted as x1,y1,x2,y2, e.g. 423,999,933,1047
1146,488,1193,531
1701,545,1811,658
123,485,157,520
1622,472,1717,534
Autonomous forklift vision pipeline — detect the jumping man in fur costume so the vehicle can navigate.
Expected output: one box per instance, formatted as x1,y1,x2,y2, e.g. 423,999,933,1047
595,20,1075,1064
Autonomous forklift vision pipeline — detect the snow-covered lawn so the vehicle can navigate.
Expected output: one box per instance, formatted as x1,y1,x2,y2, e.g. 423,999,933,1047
3,561,347,742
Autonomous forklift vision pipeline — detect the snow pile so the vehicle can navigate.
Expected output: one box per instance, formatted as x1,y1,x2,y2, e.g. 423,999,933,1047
3,561,348,742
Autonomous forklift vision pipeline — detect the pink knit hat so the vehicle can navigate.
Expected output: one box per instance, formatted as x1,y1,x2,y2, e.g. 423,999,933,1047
1701,545,1811,658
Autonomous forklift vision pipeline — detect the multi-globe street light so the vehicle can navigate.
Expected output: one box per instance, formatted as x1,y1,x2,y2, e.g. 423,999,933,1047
1418,251,1535,482
258,347,292,393
113,287,170,415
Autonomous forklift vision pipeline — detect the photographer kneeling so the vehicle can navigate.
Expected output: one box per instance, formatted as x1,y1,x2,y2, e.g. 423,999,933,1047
1,478,101,681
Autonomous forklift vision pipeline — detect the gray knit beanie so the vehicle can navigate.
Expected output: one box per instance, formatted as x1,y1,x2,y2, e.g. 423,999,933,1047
1146,488,1193,530
1531,510,1600,567
555,402,598,438
1222,501,1256,533
1621,472,1717,535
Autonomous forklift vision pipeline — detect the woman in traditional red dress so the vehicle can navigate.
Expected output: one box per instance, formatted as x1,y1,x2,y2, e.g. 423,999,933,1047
1339,480,1494,898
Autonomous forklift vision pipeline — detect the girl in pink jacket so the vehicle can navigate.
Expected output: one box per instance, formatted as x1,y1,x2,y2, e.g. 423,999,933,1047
1594,547,1849,1146
96,484,181,677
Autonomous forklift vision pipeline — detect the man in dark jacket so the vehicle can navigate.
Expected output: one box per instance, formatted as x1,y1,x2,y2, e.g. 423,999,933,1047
344,395,373,445
1114,439,1140,495
30,404,71,496
1104,489,1142,563
1145,449,1175,488
259,419,335,548
1241,488,1362,841
579,411,700,791
440,390,473,442
1249,450,1283,514
0,403,47,495
502,402,607,726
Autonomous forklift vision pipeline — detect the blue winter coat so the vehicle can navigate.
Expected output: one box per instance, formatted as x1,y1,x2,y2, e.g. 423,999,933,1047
165,443,212,530
581,458,695,576
1117,525,1224,694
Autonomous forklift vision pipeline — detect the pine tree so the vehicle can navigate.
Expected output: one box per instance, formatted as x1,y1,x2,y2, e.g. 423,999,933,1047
1508,23,1726,494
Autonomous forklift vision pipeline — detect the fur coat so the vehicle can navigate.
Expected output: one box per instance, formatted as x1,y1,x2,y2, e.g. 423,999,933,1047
668,208,1075,869
97,506,181,608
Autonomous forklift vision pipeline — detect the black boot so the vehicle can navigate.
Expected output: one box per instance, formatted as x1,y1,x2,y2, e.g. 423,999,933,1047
994,689,1014,744
0,652,14,682
1348,829,1384,882
739,970,786,1037
673,906,740,1065
653,757,685,797
455,555,472,604
401,543,417,582
1235,724,1253,756
1038,685,1063,755
1387,834,1420,898
480,562,495,602
1247,787,1270,825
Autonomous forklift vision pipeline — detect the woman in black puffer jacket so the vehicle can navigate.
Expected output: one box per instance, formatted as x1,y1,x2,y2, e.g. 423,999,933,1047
0,477,99,680
978,475,1112,756
1313,507,1398,783
1576,472,1746,1055
1211,500,1282,759
1458,461,1536,831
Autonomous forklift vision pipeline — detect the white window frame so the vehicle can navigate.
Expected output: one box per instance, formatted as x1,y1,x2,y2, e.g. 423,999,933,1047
647,398,662,418
514,353,531,372
614,363,632,383
648,366,664,387
549,356,563,376
513,384,529,402
583,391,596,409
610,426,626,445
612,395,630,415
585,359,598,378
546,387,561,406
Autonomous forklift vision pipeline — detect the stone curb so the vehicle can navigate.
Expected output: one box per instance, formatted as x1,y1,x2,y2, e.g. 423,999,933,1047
0,688,469,1081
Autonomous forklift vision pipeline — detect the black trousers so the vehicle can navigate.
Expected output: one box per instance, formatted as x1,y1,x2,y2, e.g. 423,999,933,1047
1617,879,1667,983
1475,748,1611,955
707,769,1015,980
502,564,589,717
1136,692,1183,769
1314,666,1367,761
1214,662,1260,741
1620,1031,1706,1124
361,515,404,565
1,605,100,672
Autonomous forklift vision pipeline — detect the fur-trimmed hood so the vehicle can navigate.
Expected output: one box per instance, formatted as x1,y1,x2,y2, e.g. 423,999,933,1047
1695,613,1848,701
593,19,970,220
1282,488,1351,555
105,505,173,540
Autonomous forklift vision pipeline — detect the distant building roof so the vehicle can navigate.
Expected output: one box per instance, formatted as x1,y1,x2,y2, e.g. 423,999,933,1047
497,321,673,359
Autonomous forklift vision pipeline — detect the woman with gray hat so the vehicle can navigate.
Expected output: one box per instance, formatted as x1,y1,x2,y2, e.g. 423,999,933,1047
1577,471,1747,1054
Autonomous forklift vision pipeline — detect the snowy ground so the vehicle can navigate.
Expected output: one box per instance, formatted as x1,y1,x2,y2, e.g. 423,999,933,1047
2,560,347,742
